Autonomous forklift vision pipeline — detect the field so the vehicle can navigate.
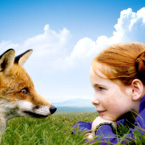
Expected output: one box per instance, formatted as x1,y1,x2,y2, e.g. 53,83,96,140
1,112,145,145
1,112,96,145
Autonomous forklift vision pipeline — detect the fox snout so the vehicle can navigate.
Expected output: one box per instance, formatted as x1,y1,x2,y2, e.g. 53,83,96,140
50,106,57,114
32,105,57,116
22,104,57,118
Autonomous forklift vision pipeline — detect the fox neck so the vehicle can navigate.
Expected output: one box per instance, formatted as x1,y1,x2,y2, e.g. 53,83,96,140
0,99,18,134
0,118,6,134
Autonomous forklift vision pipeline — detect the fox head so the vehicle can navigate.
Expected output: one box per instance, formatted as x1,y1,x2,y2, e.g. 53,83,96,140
0,49,57,121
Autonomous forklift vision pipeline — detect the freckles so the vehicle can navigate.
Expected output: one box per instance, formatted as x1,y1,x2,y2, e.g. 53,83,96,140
105,90,120,106
105,97,118,107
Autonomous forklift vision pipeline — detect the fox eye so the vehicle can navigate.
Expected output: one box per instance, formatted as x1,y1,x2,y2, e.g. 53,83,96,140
21,88,29,95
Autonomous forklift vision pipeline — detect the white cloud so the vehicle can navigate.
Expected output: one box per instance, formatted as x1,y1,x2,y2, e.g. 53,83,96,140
0,24,71,57
23,24,71,57
1,8,145,70
0,7,145,102
65,7,145,68
64,37,96,67
70,37,95,59
0,8,145,70
0,40,19,51
113,7,145,42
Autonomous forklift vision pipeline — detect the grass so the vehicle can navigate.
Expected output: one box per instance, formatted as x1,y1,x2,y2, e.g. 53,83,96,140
1,112,96,145
1,112,145,145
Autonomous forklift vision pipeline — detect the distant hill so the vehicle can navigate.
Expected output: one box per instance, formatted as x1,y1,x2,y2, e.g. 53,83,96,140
53,98,92,107
53,98,96,112
57,106,96,112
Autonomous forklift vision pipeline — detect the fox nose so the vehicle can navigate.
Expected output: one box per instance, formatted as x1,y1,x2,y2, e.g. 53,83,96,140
50,106,57,114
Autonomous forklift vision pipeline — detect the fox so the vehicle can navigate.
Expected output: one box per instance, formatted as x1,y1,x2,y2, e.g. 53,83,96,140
0,49,57,135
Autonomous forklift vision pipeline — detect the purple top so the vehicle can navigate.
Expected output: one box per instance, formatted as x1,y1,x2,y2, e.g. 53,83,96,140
72,96,145,144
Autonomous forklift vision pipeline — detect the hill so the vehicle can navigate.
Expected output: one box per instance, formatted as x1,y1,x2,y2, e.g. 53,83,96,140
53,98,96,112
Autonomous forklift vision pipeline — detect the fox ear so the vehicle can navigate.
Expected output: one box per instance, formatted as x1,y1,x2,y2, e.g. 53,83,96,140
15,49,33,66
0,49,15,73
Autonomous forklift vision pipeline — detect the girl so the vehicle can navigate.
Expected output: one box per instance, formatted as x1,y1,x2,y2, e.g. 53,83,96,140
73,42,145,144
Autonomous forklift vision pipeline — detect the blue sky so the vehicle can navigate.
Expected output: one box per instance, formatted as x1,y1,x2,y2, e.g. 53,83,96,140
0,0,145,103
0,0,144,42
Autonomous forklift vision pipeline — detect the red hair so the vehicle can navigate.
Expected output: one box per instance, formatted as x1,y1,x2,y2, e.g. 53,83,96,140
92,42,145,85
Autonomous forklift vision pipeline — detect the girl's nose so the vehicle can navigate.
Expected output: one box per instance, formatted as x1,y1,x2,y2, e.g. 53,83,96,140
91,97,99,106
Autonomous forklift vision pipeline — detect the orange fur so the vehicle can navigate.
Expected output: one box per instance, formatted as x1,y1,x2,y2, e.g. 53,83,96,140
0,64,51,106
0,49,57,136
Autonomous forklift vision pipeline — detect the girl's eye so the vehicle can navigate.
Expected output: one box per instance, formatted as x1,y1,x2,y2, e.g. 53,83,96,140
98,87,105,91
21,88,29,95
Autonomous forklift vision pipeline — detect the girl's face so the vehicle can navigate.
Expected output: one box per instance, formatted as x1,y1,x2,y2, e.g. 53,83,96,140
90,67,136,121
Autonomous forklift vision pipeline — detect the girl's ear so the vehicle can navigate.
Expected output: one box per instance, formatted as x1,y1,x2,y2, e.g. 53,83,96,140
131,79,144,101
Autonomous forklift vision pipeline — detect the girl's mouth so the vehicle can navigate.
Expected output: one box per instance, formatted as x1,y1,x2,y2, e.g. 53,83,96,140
97,110,106,114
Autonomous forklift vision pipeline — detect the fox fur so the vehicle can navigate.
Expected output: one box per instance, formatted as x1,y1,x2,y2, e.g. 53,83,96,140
0,49,56,134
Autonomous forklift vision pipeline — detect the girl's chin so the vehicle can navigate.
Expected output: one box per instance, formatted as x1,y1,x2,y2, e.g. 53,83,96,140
101,115,116,122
